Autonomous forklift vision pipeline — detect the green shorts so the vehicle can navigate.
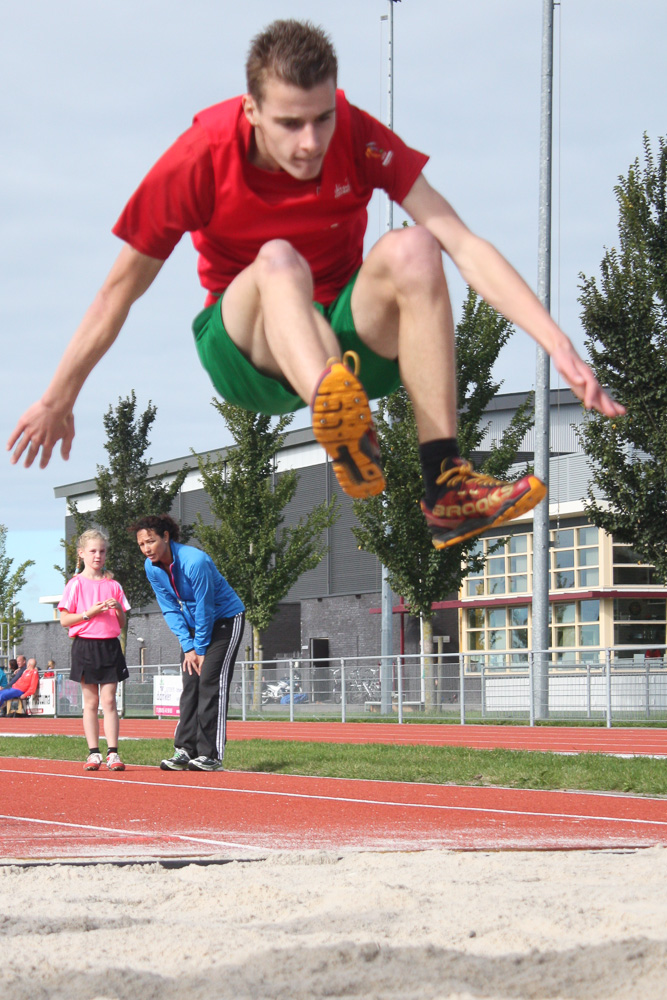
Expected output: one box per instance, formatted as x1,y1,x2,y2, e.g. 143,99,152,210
192,271,401,415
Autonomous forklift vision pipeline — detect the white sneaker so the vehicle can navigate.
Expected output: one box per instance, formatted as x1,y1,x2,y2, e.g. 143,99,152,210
84,752,103,771
106,751,125,772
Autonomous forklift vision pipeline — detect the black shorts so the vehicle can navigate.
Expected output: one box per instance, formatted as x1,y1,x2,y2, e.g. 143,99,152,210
70,636,129,685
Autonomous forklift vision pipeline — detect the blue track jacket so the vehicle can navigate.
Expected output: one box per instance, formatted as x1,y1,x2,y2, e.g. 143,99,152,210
144,541,244,655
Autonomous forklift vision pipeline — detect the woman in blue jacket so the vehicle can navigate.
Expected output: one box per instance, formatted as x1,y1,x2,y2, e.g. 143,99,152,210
131,514,245,771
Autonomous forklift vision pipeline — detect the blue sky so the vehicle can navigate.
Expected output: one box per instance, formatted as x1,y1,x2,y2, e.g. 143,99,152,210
2,0,667,621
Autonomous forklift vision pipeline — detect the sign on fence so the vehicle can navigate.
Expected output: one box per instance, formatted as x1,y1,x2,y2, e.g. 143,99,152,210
30,678,56,716
153,675,181,716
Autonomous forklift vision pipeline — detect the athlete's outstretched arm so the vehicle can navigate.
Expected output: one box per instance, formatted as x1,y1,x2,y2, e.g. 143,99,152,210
7,244,164,469
402,174,625,419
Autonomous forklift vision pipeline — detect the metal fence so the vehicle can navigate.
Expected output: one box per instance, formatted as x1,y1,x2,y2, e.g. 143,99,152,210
46,645,667,726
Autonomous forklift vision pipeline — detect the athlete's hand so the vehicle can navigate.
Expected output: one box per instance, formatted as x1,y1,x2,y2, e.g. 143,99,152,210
182,651,204,676
550,343,626,419
7,399,75,469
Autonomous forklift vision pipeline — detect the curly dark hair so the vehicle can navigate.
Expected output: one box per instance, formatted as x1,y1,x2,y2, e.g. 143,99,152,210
128,514,180,542
246,19,337,104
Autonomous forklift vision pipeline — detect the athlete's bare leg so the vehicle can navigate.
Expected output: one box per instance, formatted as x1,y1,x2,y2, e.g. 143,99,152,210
350,224,458,442
221,239,340,399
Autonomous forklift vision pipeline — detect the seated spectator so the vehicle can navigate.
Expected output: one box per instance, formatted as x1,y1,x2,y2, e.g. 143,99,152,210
0,660,16,716
43,660,56,678
0,658,39,714
9,654,26,684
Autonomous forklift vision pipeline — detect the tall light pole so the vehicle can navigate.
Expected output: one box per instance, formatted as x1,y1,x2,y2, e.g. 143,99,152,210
532,0,555,719
379,0,397,714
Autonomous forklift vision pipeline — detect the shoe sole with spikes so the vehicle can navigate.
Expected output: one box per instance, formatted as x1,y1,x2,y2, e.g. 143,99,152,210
311,351,385,499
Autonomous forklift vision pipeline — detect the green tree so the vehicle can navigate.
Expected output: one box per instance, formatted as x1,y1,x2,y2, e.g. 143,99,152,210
65,393,190,643
352,288,534,698
0,524,35,647
578,136,667,581
194,401,339,707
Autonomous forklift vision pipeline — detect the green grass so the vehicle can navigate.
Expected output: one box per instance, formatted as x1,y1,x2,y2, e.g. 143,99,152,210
2,734,666,797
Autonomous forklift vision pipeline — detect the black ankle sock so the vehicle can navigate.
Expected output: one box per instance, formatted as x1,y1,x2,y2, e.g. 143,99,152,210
107,747,118,755
88,747,100,755
419,438,460,507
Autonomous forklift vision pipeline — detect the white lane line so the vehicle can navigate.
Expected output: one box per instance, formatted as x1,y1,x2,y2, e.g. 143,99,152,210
2,767,667,829
0,813,267,852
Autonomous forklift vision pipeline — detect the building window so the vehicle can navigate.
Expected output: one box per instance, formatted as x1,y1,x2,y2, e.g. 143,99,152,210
465,534,531,598
463,603,531,669
551,526,598,590
548,599,600,660
612,541,659,586
613,597,666,655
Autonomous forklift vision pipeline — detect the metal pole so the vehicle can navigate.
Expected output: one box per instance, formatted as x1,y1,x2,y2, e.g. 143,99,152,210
380,0,395,713
532,0,554,720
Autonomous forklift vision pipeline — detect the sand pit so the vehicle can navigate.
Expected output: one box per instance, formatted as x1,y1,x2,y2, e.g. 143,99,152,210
2,846,667,999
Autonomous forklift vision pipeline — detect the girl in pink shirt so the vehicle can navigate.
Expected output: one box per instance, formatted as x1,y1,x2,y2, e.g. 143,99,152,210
59,530,130,772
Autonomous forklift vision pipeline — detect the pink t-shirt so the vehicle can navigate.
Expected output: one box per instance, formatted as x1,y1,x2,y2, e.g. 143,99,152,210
58,576,131,639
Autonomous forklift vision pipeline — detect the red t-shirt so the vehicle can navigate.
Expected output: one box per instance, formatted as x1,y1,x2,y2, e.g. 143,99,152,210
113,91,429,307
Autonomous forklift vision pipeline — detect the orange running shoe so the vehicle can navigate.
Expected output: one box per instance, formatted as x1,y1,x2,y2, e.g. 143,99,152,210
311,351,385,499
421,458,547,549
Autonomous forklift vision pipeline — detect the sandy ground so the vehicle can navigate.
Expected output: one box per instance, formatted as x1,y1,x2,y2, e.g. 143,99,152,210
2,847,667,1000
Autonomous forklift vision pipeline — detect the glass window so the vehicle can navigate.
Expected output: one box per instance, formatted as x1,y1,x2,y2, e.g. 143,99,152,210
509,535,528,554
613,565,657,586
510,606,528,627
615,623,666,646
467,579,485,597
488,630,506,650
509,555,527,573
580,600,600,622
614,598,666,622
554,549,575,569
487,557,506,575
467,608,484,629
579,624,600,646
578,568,599,587
489,578,506,595
553,603,576,624
555,625,576,647
553,529,574,548
488,607,506,628
612,544,640,565
578,526,598,546
554,570,575,589
577,547,599,567
510,629,528,649
509,575,528,593
469,631,485,651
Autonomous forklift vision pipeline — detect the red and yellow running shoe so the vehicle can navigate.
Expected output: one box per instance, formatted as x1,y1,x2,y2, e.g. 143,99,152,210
421,458,547,549
311,351,385,499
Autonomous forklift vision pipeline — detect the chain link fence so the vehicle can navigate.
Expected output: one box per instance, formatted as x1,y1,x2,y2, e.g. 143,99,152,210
42,645,667,726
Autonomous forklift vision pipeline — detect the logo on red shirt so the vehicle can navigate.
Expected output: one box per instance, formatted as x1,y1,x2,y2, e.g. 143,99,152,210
365,142,394,166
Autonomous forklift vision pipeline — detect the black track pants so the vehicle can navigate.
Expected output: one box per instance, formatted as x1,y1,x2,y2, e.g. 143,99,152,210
174,613,244,760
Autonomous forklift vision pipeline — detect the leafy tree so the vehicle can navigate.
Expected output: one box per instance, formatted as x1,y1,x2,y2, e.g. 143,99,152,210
578,135,667,581
352,288,534,700
64,393,190,644
0,524,35,647
194,401,339,707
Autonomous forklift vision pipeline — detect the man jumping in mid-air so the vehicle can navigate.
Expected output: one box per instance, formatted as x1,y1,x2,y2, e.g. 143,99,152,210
7,19,624,548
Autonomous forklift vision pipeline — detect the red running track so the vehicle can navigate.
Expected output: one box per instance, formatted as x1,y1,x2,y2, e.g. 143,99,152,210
1,719,667,859
1,757,667,860
2,717,667,756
